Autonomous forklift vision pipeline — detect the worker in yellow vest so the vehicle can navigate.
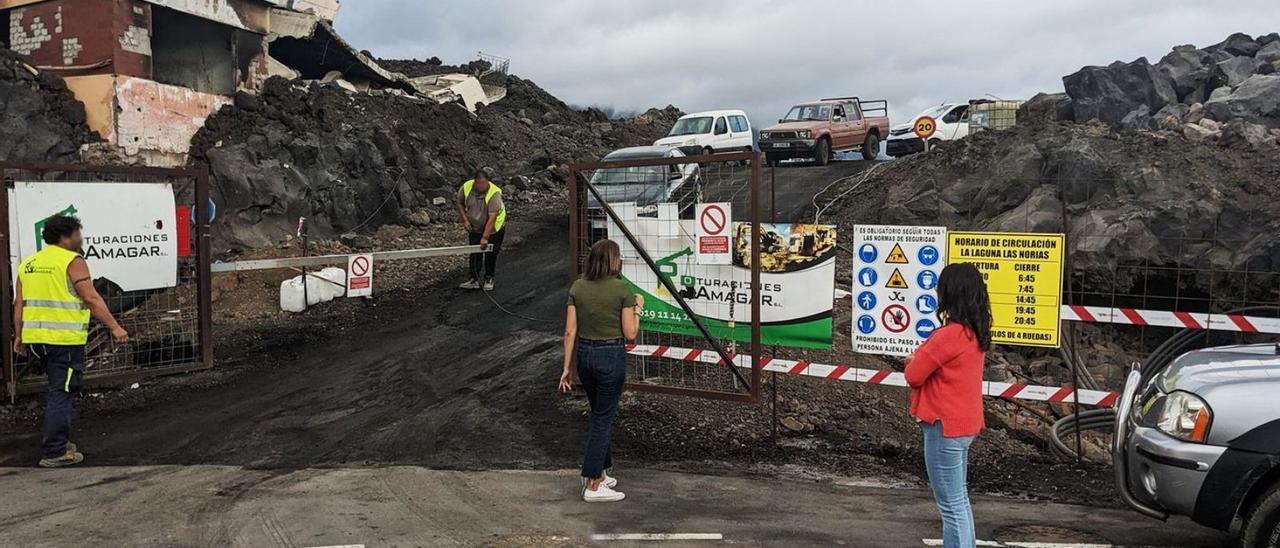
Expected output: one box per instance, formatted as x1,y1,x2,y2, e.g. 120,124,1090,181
455,169,507,291
13,215,128,468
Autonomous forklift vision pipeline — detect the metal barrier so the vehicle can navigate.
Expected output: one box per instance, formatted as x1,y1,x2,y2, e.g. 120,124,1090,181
569,151,764,402
1,161,212,399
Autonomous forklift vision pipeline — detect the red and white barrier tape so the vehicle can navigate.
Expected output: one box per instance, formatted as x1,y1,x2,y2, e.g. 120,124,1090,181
627,344,1120,407
1061,305,1279,334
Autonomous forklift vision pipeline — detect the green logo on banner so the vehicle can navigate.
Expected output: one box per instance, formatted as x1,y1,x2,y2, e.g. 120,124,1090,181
33,204,77,251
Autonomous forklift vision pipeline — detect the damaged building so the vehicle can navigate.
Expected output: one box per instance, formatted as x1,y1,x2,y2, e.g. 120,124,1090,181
2,0,502,166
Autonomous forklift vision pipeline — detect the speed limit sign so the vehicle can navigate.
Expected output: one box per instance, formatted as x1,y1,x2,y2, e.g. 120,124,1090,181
914,116,937,139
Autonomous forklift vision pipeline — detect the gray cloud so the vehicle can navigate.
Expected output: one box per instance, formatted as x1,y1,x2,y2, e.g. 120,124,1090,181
338,1,1280,127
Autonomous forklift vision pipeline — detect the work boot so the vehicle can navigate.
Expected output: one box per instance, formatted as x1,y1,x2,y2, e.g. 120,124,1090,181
38,449,84,468
483,277,495,291
459,278,480,290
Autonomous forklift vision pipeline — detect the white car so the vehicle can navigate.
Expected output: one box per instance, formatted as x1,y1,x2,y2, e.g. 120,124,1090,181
653,110,754,157
886,103,970,157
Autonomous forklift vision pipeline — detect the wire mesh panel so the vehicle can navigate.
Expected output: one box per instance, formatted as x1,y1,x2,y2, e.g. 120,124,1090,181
569,151,763,402
1,162,212,398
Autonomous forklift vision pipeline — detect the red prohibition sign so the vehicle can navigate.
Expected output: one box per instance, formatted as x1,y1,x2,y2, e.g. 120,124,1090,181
700,204,727,235
351,256,371,277
882,304,910,333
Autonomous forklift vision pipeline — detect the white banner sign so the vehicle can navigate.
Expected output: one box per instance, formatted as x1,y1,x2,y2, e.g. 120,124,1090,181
852,224,947,357
10,182,178,291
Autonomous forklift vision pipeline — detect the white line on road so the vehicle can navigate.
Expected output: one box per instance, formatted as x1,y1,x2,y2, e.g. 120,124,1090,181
591,533,724,541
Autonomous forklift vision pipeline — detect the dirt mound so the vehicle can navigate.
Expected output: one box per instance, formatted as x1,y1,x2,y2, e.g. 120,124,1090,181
836,117,1280,306
190,75,681,250
0,49,99,162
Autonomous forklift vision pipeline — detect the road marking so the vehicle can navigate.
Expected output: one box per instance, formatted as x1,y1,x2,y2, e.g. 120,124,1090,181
591,533,724,541
923,540,1113,547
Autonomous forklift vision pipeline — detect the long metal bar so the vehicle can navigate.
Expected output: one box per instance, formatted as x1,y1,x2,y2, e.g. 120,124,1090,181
749,153,762,402
571,151,755,171
1,167,13,401
210,245,487,273
569,163,582,280
572,167,752,390
195,166,214,371
0,161,202,178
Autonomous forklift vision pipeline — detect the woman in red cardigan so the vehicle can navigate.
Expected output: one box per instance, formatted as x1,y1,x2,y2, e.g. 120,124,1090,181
904,263,992,548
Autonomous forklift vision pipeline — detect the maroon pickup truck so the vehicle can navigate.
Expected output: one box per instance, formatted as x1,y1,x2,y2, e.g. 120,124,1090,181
759,97,890,166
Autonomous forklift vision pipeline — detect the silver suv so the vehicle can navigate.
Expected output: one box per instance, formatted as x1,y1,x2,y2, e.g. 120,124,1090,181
1114,343,1280,547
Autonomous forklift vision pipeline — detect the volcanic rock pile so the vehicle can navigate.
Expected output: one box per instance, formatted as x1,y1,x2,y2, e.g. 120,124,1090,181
1057,32,1280,149
0,50,98,162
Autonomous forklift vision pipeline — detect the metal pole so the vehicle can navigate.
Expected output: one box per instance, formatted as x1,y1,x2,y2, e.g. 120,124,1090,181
195,167,214,371
0,167,14,402
297,217,308,310
750,153,762,402
769,163,778,427
569,166,581,281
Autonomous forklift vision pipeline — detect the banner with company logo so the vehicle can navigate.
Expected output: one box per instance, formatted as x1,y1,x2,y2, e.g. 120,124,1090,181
616,217,835,349
10,182,178,291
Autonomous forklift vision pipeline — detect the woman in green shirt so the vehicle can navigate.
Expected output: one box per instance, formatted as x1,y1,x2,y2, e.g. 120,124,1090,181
559,239,644,503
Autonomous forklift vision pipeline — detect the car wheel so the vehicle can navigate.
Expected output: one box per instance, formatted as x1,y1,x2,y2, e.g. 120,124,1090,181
927,138,941,151
1241,481,1280,548
861,133,879,161
814,138,830,166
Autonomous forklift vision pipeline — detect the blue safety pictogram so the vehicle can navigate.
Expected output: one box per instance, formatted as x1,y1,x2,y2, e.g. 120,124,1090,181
857,315,877,335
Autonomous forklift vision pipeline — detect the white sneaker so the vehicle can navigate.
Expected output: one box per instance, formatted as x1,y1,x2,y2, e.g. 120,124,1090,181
459,279,480,290
602,472,618,489
583,483,625,503
482,278,495,291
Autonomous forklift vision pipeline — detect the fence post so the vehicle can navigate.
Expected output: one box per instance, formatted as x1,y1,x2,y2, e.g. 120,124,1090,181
195,165,214,370
0,165,13,402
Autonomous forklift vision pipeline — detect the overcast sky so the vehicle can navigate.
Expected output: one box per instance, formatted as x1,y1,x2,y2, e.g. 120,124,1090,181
337,1,1280,127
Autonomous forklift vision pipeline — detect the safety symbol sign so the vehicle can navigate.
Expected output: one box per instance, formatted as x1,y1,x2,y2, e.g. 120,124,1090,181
852,224,947,357
347,253,374,298
695,202,732,265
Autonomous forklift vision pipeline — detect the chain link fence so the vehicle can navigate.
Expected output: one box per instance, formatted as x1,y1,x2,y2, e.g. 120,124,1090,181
1,161,212,399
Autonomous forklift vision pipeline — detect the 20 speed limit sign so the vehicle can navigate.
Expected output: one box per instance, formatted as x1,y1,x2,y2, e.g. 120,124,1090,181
914,116,937,139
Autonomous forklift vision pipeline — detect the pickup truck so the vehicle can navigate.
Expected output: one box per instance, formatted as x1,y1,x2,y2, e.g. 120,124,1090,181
758,97,889,166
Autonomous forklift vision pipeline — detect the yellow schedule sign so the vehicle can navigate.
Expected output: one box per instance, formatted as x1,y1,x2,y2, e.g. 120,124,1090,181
947,231,1064,348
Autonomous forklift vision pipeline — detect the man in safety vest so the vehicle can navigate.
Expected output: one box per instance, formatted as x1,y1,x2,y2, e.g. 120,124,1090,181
13,215,128,468
455,169,507,291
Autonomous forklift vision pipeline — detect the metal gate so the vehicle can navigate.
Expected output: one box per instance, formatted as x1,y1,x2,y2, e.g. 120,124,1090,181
569,151,763,402
1,161,213,399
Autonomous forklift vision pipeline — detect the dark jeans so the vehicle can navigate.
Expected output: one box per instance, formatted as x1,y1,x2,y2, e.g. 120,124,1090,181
468,227,505,280
576,338,627,479
31,344,85,459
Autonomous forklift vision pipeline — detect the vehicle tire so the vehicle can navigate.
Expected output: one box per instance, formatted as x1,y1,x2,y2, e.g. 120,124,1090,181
927,138,941,151
1241,481,1280,548
861,133,879,161
814,138,830,166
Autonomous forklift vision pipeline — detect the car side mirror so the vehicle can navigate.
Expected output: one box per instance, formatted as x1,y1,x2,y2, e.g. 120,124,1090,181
778,119,784,124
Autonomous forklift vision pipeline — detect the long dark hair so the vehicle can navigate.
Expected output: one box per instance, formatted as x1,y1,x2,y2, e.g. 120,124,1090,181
583,240,622,281
936,263,993,351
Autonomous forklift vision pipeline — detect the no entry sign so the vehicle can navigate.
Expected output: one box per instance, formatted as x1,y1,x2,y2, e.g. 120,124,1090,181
347,253,374,297
695,202,732,264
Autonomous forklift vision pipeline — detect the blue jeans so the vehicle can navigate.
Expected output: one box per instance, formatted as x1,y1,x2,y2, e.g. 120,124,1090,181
922,420,976,548
576,339,626,479
32,344,85,459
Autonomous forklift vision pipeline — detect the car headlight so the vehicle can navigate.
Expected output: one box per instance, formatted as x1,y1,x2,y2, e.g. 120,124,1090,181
636,204,659,215
797,130,811,139
759,132,770,140
1153,390,1212,442
684,138,697,146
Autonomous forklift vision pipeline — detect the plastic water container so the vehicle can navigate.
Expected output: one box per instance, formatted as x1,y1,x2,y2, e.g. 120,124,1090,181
279,267,348,312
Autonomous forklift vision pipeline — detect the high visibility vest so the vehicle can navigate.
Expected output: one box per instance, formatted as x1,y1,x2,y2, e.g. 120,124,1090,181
17,245,90,346
461,180,506,233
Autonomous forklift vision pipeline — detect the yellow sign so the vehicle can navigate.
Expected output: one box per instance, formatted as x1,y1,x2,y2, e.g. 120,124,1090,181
886,243,909,264
947,231,1064,348
885,268,909,289
914,116,937,139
